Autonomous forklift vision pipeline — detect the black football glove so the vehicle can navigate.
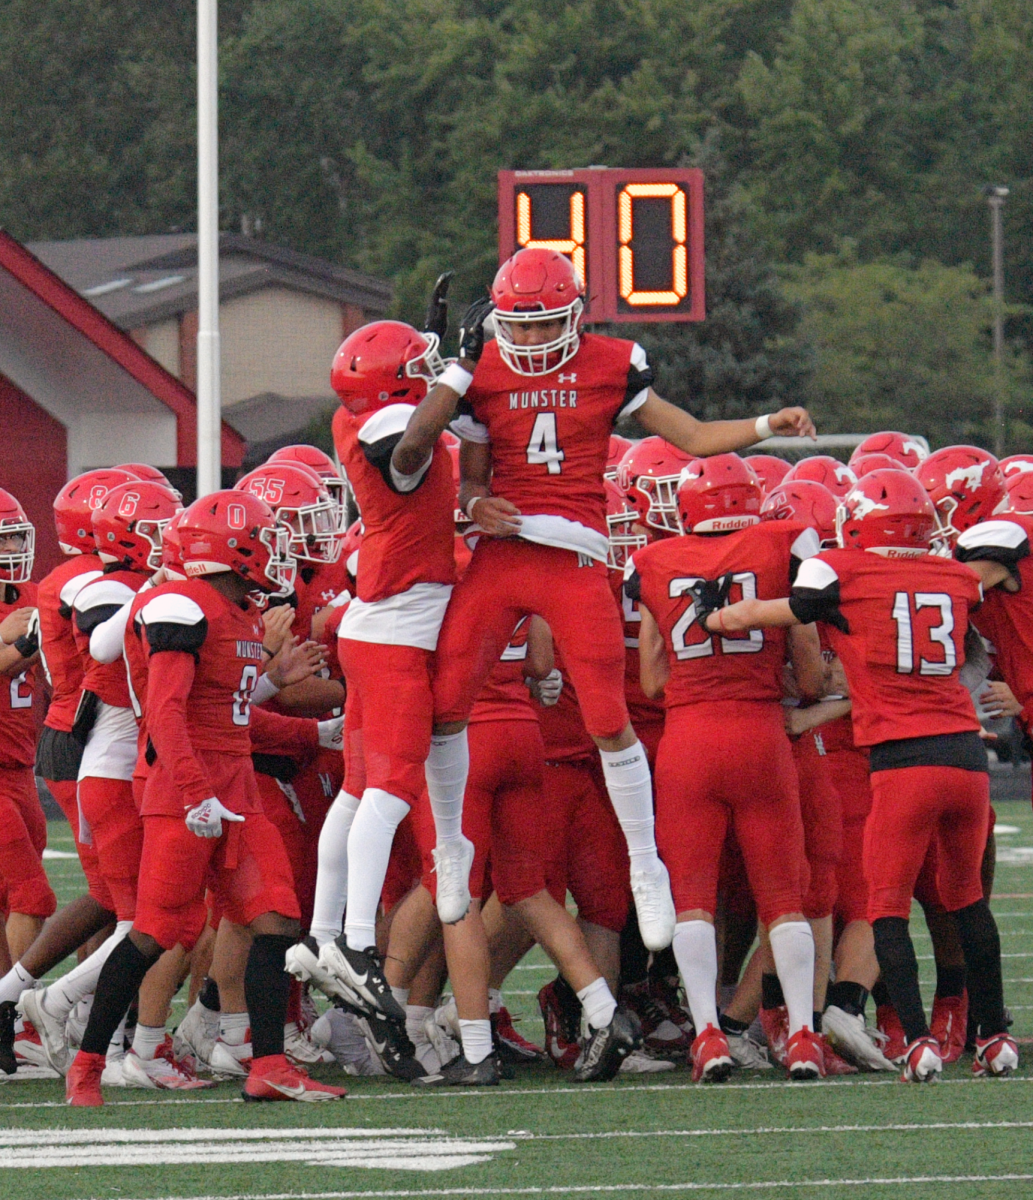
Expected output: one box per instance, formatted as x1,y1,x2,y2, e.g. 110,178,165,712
423,271,454,341
458,295,495,364
689,575,733,631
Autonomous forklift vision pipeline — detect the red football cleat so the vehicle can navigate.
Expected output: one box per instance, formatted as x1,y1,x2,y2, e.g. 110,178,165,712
538,981,581,1070
786,1027,825,1080
818,1034,857,1075
930,992,968,1064
972,1032,1019,1077
900,1035,942,1083
242,1054,346,1102
759,1004,789,1066
66,1050,106,1107
621,978,692,1057
876,1003,908,1064
690,1024,733,1083
492,1006,545,1064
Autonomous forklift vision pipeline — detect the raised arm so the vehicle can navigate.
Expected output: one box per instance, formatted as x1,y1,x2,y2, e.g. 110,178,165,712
635,392,815,458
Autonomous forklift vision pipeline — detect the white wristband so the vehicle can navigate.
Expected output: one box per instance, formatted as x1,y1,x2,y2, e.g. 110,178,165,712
464,495,485,522
755,414,774,441
438,362,474,397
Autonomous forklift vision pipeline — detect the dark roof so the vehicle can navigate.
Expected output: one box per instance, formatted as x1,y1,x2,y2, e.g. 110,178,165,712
27,233,393,329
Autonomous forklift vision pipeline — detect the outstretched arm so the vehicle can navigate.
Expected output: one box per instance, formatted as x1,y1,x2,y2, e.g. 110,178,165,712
636,392,816,457
703,597,800,634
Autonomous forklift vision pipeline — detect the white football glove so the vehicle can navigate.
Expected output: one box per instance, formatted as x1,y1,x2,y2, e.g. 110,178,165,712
527,668,562,707
317,716,345,750
185,797,245,839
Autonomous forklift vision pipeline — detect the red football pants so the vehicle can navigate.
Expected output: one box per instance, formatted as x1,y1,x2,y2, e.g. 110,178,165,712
825,746,872,926
0,767,56,918
339,639,433,806
864,765,989,922
433,539,629,739
655,701,805,926
792,731,842,920
45,778,114,912
77,776,143,921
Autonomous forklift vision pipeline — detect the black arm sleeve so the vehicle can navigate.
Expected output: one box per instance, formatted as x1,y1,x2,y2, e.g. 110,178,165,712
956,537,1030,588
361,432,431,495
789,585,849,633
74,603,124,638
617,365,655,417
144,618,209,658
624,569,642,604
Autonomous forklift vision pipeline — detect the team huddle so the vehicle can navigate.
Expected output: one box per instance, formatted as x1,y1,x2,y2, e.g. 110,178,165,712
0,246,1026,1106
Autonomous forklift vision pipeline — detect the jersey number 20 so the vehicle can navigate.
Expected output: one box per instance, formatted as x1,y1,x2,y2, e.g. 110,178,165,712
669,573,763,659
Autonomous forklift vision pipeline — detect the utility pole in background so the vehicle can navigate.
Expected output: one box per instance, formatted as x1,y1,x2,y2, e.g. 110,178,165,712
984,185,1009,459
196,0,221,497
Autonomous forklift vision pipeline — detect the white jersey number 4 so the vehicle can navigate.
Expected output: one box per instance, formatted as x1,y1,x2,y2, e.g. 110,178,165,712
526,413,565,475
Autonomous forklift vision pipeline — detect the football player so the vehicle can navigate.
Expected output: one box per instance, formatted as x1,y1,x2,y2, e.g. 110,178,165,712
391,247,816,959
706,469,1017,1082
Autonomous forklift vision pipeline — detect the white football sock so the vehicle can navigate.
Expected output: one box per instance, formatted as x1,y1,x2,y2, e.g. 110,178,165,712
425,731,468,844
598,741,658,867
310,789,362,947
45,920,132,1019
576,977,617,1033
769,920,816,1038
458,1017,492,1066
344,787,411,951
391,986,410,1009
0,962,36,1007
131,1023,166,1062
219,1011,249,1046
673,920,720,1033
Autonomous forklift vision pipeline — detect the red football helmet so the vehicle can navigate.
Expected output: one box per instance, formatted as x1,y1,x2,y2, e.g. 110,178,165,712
744,454,790,495
761,480,837,545
0,489,35,583
1000,454,1033,479
837,469,936,553
92,481,183,571
160,510,188,580
850,452,905,479
236,463,340,564
617,437,698,535
178,490,296,597
267,444,346,513
491,248,586,376
53,468,136,555
677,455,763,534
341,518,363,581
849,432,928,470
117,464,183,500
331,320,446,417
605,478,647,571
783,455,856,499
1000,471,1033,517
606,434,633,481
914,445,1005,541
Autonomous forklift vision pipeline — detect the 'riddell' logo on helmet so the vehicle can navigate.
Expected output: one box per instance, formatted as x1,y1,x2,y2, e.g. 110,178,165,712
945,462,987,490
709,516,757,530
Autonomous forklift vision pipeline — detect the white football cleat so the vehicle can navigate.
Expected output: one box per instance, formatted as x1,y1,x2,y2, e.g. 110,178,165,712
726,1030,774,1070
822,1005,896,1072
424,1002,461,1070
618,1049,676,1074
208,1037,252,1079
12,1018,49,1069
65,998,92,1050
285,936,354,1004
630,860,676,951
432,836,475,925
121,1047,214,1090
284,1022,334,1066
102,1047,128,1087
17,990,72,1076
172,1000,219,1072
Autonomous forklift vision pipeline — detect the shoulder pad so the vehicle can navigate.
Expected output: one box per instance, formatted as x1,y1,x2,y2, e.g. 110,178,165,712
74,577,136,612
790,527,821,561
630,342,649,370
139,592,207,627
357,404,415,445
957,519,1030,555
59,569,102,609
793,556,840,591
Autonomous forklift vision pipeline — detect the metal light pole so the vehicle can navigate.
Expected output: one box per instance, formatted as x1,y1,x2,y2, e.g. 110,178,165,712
196,0,221,498
985,185,1009,458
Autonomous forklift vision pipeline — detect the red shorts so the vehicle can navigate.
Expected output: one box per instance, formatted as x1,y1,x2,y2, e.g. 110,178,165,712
540,757,630,933
134,756,300,950
825,747,872,925
381,812,422,914
419,719,546,906
45,778,113,912
0,767,56,918
294,751,343,929
655,701,805,926
433,540,628,739
339,639,432,806
255,770,306,892
77,776,143,921
792,731,842,920
864,765,989,922
913,802,997,914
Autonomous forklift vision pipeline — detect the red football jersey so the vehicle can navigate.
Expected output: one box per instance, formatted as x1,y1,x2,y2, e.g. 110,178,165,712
37,555,104,733
138,579,268,815
631,523,817,709
956,515,1033,712
469,616,537,724
792,549,982,747
293,558,351,640
0,581,38,767
73,569,147,709
814,625,856,753
334,406,456,603
608,568,665,730
458,334,651,545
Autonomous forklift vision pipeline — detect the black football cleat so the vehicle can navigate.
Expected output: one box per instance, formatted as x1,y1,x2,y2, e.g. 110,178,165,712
411,1052,502,1087
573,1007,642,1083
0,1002,17,1075
339,1002,426,1081
317,940,405,1021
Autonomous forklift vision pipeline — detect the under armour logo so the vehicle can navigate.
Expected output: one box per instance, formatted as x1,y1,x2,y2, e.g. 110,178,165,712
558,373,577,383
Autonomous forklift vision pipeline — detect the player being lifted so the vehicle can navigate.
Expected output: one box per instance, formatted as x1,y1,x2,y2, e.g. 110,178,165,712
392,247,816,959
